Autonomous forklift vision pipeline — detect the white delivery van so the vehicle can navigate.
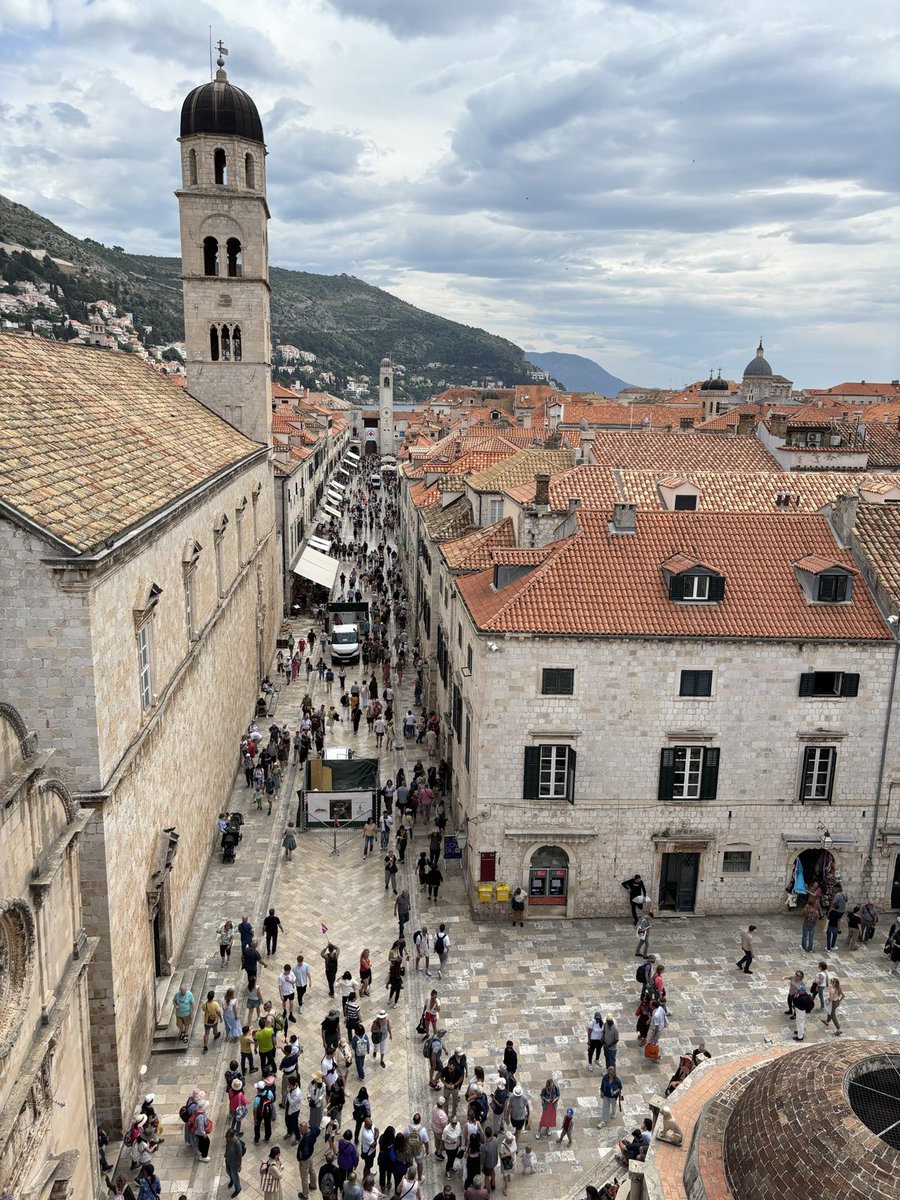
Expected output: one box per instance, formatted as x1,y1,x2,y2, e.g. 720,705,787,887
330,623,360,664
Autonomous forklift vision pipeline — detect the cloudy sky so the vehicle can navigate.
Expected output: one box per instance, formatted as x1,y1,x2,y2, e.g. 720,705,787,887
1,0,898,387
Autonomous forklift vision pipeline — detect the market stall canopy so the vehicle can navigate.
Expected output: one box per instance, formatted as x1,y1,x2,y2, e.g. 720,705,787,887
308,535,332,553
322,502,342,519
293,545,340,590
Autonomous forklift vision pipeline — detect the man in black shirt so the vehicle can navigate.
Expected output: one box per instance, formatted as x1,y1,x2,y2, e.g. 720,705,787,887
262,907,283,956
621,876,646,925
296,1121,320,1198
243,940,264,989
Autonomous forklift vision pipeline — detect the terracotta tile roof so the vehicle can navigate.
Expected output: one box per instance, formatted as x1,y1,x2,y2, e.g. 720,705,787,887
587,430,778,471
271,383,298,399
618,470,900,513
558,401,703,429
661,552,710,574
693,404,763,431
408,480,441,510
858,422,900,468
421,496,474,541
456,511,889,640
504,464,625,509
0,332,258,553
466,449,574,492
812,381,900,400
491,545,557,566
853,505,900,610
439,519,516,570
793,554,851,574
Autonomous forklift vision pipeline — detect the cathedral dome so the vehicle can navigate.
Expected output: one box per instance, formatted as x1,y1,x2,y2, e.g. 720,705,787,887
181,63,264,144
743,340,772,378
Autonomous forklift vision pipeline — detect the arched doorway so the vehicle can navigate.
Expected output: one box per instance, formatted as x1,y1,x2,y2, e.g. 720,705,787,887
789,847,838,906
528,845,569,914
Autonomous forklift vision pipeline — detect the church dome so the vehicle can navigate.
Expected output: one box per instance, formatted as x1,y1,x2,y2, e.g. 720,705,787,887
181,63,264,144
743,339,772,378
701,371,729,392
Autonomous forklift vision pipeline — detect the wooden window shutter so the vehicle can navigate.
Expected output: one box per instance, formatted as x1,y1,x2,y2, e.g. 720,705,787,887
523,746,541,799
707,575,726,601
840,673,860,697
798,673,816,697
565,748,576,805
668,574,685,601
700,747,720,800
658,747,676,801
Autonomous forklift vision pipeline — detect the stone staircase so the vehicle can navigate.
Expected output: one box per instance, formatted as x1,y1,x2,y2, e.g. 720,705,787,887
151,965,208,1054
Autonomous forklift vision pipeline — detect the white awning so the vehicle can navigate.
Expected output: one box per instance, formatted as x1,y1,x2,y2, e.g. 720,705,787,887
293,546,340,590
345,449,360,461
327,486,344,499
328,479,346,491
322,502,342,519
336,467,350,477
308,536,332,553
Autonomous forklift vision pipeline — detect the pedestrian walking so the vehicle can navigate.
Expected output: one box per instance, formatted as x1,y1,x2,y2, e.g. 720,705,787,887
295,955,311,1010
442,1116,463,1178
172,982,195,1044
846,906,862,951
813,962,830,1011
635,911,653,957
351,1026,370,1080
371,1011,392,1065
601,1016,620,1068
223,988,242,1039
395,889,411,939
362,818,376,859
259,1146,284,1198
621,874,646,924
282,826,297,863
821,977,845,1035
384,851,398,893
557,1107,575,1146
224,1127,245,1195
426,862,444,902
736,925,756,974
510,888,526,926
800,898,819,952
599,1067,623,1126
434,924,451,979
263,908,283,957
322,942,340,997
792,983,814,1040
218,919,236,966
202,990,222,1053
586,1011,604,1069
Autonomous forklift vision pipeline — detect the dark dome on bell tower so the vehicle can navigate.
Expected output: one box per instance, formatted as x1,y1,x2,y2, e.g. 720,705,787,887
180,57,264,144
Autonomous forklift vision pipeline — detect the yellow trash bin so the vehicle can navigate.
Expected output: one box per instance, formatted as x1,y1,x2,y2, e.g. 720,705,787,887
495,883,510,903
477,883,495,902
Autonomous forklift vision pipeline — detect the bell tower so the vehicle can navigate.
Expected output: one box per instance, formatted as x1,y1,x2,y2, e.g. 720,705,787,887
378,356,395,455
176,47,272,446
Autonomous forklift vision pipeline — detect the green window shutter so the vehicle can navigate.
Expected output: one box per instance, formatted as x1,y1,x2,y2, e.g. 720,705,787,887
523,747,541,799
700,747,720,800
840,673,860,698
658,747,676,801
798,673,816,697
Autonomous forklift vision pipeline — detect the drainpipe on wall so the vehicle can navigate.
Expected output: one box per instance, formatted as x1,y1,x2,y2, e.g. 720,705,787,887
868,630,900,866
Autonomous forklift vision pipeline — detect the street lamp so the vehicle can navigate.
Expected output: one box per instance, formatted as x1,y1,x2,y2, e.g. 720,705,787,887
822,828,833,851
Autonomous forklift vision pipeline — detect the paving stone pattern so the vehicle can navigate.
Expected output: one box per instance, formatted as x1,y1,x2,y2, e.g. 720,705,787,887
129,512,900,1200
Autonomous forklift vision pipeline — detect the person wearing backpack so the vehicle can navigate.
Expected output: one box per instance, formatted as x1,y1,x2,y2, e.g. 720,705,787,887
254,1079,277,1144
224,1127,246,1196
180,1089,202,1146
434,925,451,979
192,1100,213,1162
404,1113,430,1182
318,1150,341,1198
351,1026,370,1080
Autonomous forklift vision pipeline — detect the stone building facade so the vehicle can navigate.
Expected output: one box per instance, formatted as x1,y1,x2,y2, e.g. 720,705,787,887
0,703,98,1200
0,332,280,1130
431,508,900,918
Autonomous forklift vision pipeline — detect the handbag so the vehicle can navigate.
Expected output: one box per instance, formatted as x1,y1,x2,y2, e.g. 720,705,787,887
415,1014,427,1035
643,1041,660,1060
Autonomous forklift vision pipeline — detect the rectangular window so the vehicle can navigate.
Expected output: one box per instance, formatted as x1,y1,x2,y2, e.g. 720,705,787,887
801,746,836,803
452,685,462,741
679,669,713,697
137,624,153,711
541,668,575,696
236,512,244,566
523,744,576,803
457,622,462,648
214,534,225,597
658,745,719,801
466,645,473,673
185,573,196,641
488,498,503,523
798,671,859,697
723,850,752,873
673,494,698,510
817,574,848,602
464,714,471,770
682,574,709,600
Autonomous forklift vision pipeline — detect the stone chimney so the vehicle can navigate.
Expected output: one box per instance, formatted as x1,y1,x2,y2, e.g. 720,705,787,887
768,412,788,438
828,493,859,546
610,501,636,535
737,412,755,436
534,473,551,508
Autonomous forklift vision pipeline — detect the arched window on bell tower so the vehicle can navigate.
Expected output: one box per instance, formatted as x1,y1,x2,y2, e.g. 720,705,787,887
209,325,220,361
214,148,227,185
245,153,256,189
188,148,198,185
203,236,219,276
383,375,390,389
232,325,242,361
221,325,232,360
226,238,243,277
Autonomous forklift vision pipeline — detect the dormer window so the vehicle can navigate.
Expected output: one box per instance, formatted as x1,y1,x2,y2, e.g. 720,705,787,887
661,554,725,603
793,556,855,605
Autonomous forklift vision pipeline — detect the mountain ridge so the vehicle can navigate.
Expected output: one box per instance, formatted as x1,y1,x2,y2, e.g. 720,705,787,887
525,350,630,396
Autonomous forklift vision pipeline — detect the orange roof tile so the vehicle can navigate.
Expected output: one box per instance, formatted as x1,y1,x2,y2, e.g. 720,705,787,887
853,505,900,610
793,554,853,574
456,511,888,640
439,519,516,570
587,430,778,471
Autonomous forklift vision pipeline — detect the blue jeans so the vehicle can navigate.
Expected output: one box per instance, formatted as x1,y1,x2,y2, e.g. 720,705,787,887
801,924,815,951
226,1163,241,1194
380,830,389,849
826,925,839,950
355,1053,366,1080
604,1046,618,1069
364,835,374,857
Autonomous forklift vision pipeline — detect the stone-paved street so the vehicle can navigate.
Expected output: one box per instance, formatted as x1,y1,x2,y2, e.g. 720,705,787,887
124,485,900,1200
128,646,900,1200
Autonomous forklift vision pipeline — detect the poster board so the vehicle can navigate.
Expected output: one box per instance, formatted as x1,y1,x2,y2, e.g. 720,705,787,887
306,790,374,824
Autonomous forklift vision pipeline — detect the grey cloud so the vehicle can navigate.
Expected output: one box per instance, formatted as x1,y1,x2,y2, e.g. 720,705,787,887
50,101,89,128
322,0,535,38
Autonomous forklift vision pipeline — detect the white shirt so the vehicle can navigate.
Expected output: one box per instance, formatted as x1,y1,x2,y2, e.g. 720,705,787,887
360,1124,378,1155
404,1124,429,1160
650,1007,667,1032
415,932,432,955
278,970,297,998
294,961,311,986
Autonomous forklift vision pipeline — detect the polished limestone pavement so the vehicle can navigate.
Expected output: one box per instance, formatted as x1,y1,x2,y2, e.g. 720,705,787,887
132,636,900,1200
